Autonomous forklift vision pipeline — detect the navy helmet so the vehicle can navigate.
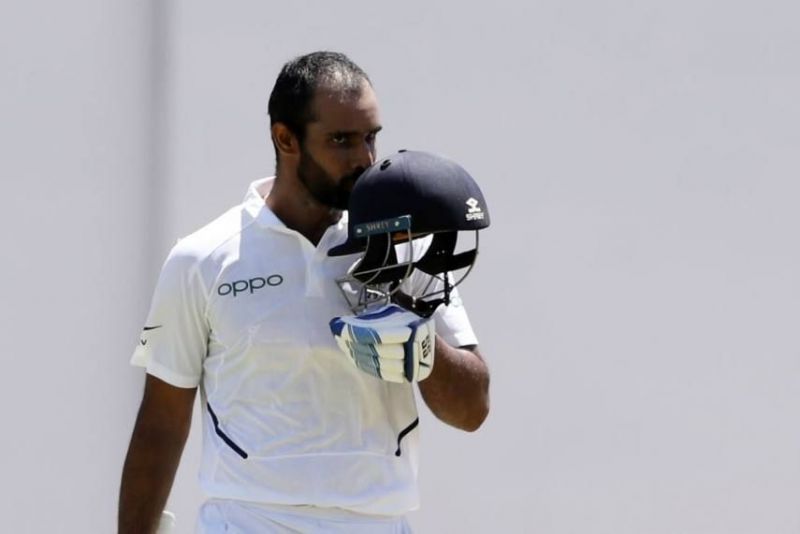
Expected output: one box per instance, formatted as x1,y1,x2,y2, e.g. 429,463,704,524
329,150,490,316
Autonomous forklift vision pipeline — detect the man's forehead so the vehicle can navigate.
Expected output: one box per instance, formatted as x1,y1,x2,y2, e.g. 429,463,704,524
308,82,381,130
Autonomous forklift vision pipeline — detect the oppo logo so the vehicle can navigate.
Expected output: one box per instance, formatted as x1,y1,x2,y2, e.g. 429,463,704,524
217,275,284,297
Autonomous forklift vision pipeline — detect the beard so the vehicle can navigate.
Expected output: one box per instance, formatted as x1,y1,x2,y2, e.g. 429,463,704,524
297,146,363,210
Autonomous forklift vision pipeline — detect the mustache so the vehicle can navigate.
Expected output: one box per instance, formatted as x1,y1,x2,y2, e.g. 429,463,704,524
341,167,365,188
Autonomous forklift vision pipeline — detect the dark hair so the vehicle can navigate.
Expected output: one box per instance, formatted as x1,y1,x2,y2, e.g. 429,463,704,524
268,51,371,151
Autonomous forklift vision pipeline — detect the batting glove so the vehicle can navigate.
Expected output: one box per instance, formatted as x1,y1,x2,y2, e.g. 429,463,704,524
329,304,435,383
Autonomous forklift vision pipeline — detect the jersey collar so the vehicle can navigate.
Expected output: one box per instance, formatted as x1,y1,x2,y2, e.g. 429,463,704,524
243,177,284,229
242,177,350,241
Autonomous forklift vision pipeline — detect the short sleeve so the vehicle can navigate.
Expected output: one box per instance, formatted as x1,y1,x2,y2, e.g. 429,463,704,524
404,266,478,349
396,237,479,348
130,242,209,388
432,284,478,348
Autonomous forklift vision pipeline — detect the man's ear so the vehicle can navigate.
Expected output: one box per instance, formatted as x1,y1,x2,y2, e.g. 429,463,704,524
271,123,300,158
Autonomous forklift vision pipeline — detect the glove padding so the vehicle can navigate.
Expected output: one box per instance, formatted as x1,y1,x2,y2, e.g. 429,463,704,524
329,304,435,383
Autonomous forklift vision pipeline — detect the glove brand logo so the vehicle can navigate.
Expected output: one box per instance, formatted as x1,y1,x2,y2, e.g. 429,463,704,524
465,198,485,221
420,335,432,361
218,275,283,297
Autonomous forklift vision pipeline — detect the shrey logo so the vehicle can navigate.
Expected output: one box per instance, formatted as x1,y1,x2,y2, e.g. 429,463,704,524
465,197,485,221
218,275,283,297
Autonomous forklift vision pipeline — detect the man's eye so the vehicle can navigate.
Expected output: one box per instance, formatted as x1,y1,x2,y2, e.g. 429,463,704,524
331,135,348,145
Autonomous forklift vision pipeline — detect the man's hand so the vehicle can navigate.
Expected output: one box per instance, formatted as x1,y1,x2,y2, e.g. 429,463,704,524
330,304,435,383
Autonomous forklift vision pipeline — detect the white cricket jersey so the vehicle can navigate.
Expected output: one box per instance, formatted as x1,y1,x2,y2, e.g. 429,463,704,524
131,178,478,516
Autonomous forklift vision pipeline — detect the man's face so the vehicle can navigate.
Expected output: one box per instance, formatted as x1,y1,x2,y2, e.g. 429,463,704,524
297,81,382,210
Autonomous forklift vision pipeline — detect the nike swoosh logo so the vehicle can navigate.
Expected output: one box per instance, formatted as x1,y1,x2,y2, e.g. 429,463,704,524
143,325,162,331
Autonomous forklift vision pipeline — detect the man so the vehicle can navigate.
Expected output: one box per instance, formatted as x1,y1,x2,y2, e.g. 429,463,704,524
119,51,490,533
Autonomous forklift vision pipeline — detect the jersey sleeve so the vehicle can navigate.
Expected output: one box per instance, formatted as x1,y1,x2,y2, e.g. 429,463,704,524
405,270,478,348
130,242,209,388
426,275,478,348
399,238,479,348
432,284,478,348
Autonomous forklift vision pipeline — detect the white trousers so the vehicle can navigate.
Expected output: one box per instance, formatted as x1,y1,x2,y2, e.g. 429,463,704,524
197,499,413,533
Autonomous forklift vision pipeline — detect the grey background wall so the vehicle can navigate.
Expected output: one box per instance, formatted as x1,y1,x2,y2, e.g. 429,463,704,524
2,1,799,532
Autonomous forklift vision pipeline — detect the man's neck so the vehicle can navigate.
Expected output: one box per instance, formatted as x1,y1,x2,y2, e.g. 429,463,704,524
265,175,342,247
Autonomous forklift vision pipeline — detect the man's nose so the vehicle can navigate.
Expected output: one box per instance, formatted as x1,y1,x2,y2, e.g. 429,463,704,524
353,140,375,169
